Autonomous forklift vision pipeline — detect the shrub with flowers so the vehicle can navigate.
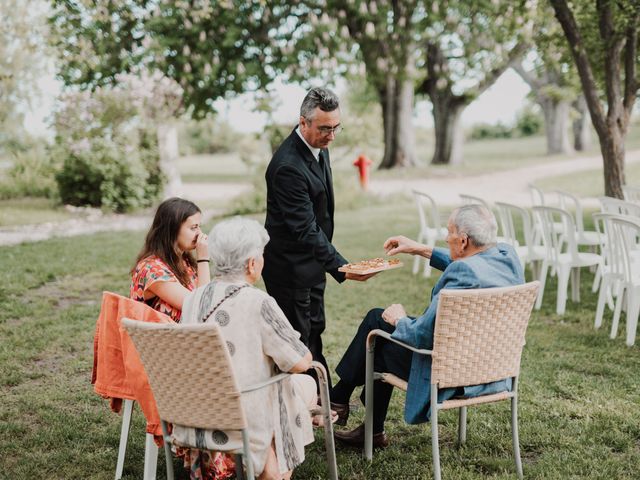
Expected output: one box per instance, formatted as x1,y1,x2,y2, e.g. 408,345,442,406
52,71,182,212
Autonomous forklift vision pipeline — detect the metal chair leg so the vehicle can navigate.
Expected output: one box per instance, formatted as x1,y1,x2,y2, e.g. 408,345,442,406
115,399,134,480
143,433,158,480
458,407,467,446
511,379,523,479
242,430,254,479
364,337,376,461
160,421,174,480
234,454,245,480
431,385,441,480
312,362,339,480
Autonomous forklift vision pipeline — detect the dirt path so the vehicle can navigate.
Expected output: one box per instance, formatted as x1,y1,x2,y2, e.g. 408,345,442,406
0,182,250,247
369,149,640,206
1,152,637,247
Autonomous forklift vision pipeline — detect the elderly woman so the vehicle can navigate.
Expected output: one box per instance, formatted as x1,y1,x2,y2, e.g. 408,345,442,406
176,217,317,480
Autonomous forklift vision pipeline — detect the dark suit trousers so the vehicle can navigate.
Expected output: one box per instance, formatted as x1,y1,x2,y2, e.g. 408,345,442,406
265,280,331,388
335,308,413,433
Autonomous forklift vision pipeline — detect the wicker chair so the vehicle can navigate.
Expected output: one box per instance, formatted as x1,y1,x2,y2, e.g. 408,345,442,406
363,282,540,480
122,318,338,480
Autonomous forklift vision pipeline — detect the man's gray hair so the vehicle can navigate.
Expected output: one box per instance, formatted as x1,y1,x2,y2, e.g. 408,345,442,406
208,217,269,278
300,87,339,120
451,204,498,247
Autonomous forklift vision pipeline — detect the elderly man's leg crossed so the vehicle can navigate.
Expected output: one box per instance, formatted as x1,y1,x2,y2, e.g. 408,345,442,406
330,308,413,448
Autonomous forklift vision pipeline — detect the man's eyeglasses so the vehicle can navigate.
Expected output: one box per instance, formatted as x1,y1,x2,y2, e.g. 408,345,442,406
317,125,343,135
304,117,343,135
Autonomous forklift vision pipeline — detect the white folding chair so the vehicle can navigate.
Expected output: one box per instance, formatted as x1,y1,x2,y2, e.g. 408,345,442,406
554,190,600,248
592,213,624,331
495,202,545,280
459,194,491,210
622,186,640,205
599,196,640,219
533,206,603,315
607,216,640,346
412,190,448,277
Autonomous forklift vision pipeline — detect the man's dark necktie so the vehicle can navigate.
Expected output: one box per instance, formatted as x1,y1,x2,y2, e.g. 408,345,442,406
318,150,329,185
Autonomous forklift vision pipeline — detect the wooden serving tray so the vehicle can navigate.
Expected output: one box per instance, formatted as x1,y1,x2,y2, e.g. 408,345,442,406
338,258,404,275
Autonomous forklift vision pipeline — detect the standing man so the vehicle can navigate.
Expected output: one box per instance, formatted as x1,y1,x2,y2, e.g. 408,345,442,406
263,87,371,385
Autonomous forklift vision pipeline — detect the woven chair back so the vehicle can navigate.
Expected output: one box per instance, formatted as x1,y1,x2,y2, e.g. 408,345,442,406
431,281,539,388
122,318,247,430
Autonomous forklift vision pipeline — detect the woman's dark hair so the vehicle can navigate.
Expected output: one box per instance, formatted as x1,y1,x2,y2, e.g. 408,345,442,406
132,197,201,287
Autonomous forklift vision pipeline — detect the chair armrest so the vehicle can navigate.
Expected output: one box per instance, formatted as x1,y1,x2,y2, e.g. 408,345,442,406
240,372,290,394
366,329,433,356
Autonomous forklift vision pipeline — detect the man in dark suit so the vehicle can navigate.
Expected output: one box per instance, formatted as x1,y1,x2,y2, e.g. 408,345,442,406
263,87,372,386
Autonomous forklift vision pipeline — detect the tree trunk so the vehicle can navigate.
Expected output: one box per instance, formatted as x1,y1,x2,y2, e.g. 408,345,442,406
540,97,573,154
156,122,182,198
598,128,626,198
572,95,591,151
378,77,417,169
431,95,465,165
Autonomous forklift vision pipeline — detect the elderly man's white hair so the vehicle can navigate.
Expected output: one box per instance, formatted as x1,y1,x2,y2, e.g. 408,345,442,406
208,216,270,277
451,204,498,247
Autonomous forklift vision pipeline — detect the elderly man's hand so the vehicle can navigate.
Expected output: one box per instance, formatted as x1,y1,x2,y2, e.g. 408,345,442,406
383,235,431,258
382,303,407,327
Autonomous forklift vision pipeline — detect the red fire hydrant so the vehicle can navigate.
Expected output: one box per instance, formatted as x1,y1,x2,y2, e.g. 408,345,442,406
353,154,373,190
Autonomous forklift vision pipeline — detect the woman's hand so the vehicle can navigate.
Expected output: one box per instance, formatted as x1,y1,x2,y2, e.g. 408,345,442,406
195,232,209,261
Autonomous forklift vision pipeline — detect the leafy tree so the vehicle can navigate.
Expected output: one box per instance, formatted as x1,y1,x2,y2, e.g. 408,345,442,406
49,0,308,116
549,0,639,198
326,0,419,168
513,3,587,155
416,1,532,165
0,0,49,152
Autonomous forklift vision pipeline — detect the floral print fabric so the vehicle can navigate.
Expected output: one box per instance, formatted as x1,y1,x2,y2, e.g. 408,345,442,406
130,255,196,323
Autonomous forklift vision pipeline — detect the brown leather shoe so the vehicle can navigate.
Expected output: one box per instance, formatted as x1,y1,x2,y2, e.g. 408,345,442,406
330,402,349,426
334,423,389,449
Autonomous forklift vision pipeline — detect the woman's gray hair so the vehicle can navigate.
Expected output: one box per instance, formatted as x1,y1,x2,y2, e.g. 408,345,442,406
451,205,497,247
208,217,269,278
300,87,339,120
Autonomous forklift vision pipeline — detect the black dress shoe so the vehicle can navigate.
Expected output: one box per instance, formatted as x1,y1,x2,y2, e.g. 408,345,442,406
330,402,350,426
334,423,389,449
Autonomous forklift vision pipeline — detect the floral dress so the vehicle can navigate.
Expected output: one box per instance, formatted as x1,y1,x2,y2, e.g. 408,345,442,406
130,255,236,479
130,255,197,323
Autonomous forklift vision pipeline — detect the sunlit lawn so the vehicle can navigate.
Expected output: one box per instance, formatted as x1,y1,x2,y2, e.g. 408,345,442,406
536,161,640,197
1,199,639,479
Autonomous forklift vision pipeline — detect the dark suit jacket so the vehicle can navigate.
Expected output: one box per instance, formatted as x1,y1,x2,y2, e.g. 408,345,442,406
263,128,347,288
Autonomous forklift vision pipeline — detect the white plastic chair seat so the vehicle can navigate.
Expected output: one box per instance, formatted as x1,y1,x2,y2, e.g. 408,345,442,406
577,230,601,247
533,206,604,315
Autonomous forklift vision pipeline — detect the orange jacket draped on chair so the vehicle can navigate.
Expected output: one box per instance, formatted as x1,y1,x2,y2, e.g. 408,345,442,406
92,291,172,438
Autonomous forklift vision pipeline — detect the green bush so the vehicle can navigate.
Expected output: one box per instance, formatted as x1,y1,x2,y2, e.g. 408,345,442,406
0,144,58,200
515,107,543,137
54,139,148,213
179,118,242,155
52,87,164,212
469,122,513,140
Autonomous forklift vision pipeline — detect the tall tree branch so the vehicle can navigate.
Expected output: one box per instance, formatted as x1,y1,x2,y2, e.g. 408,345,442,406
472,41,529,99
549,0,606,134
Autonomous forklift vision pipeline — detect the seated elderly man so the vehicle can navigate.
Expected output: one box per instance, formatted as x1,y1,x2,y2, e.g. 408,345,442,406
330,204,524,448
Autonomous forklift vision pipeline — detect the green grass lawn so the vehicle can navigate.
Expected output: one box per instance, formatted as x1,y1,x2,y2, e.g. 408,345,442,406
536,162,640,198
1,200,639,479
0,198,77,227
